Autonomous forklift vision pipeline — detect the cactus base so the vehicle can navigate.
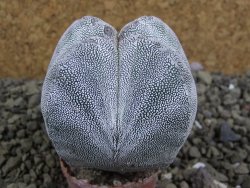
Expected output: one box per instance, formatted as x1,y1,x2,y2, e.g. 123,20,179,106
60,159,159,188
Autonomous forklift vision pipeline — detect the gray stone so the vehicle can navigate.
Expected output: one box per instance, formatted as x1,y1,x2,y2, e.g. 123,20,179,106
197,71,212,85
242,176,250,188
0,155,6,167
165,183,177,188
223,94,237,105
32,131,42,145
45,154,56,168
6,183,18,188
0,124,5,134
230,149,247,163
43,173,52,184
29,169,37,181
23,174,30,184
4,98,15,108
236,175,246,186
16,129,25,138
20,163,25,171
217,106,231,118
26,183,37,188
23,81,40,95
210,146,220,157
0,143,9,156
196,83,206,94
22,153,29,162
33,156,42,165
175,171,184,181
25,160,32,169
180,181,189,188
208,166,228,182
16,183,27,188
20,138,33,153
221,161,233,170
7,115,20,128
26,121,39,131
243,91,250,102
244,118,250,132
234,126,247,136
189,146,201,158
183,169,196,180
220,122,241,142
161,172,173,180
42,165,50,174
40,140,50,152
2,156,21,175
234,163,249,174
35,163,44,174
190,168,217,188
231,110,245,123
200,147,206,155
28,93,41,108
13,97,25,107
191,138,202,145
7,114,20,125
28,108,42,120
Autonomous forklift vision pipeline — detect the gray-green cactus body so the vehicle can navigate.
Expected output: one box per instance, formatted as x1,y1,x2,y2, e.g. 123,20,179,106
41,16,197,172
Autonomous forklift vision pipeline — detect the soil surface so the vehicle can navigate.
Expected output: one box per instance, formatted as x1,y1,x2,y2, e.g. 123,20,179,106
0,70,250,188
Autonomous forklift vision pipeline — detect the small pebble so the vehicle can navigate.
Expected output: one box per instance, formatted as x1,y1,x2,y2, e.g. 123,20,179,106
2,156,21,175
220,122,241,142
189,146,201,158
165,183,177,188
197,71,212,85
234,163,249,174
180,181,189,188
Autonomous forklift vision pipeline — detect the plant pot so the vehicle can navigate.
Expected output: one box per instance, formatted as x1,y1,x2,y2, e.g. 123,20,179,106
60,159,159,188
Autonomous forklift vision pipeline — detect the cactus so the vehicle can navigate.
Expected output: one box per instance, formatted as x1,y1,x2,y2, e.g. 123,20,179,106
41,16,197,173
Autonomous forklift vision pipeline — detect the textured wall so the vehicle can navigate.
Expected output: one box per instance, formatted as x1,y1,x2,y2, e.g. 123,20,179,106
0,0,250,78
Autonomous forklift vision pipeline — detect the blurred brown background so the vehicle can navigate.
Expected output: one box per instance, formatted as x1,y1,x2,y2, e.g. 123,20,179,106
0,0,250,78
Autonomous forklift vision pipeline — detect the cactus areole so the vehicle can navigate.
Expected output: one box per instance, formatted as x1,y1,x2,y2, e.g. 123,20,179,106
41,16,197,172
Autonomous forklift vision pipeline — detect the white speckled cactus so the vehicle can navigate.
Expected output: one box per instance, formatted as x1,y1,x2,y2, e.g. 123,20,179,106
41,16,197,172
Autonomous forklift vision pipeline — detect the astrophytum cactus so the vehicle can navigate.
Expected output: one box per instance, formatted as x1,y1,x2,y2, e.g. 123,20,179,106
41,16,197,173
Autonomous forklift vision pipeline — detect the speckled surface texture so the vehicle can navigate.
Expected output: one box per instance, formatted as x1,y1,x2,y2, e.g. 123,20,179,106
41,16,197,172
0,0,250,78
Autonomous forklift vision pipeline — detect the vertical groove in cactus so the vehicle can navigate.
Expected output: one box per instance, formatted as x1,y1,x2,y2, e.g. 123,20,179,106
41,16,197,172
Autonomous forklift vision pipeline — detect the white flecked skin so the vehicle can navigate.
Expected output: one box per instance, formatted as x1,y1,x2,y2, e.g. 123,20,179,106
41,16,197,172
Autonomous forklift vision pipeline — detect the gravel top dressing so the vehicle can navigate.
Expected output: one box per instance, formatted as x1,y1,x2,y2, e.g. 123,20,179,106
0,70,250,188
